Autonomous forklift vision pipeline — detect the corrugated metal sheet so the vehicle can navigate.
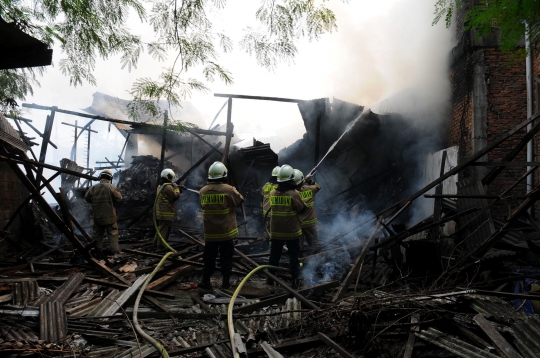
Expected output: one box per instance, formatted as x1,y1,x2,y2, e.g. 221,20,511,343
87,273,148,317
416,327,500,358
116,344,156,358
457,179,495,251
34,272,85,306
12,280,39,305
0,327,39,342
0,114,30,152
39,301,67,343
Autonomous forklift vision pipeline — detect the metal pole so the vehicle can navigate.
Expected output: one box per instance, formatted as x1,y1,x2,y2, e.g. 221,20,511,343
87,126,91,169
73,120,77,162
526,24,534,216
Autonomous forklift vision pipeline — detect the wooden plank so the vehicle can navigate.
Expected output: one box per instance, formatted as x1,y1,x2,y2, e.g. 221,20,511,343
473,314,522,358
214,93,304,103
234,281,339,313
36,109,56,186
83,277,175,299
157,110,168,179
318,332,354,358
0,154,98,180
221,98,233,163
332,223,379,302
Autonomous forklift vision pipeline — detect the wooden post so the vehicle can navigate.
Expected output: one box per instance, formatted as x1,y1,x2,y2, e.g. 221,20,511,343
158,110,168,179
432,150,447,241
73,120,77,162
86,125,91,169
36,107,56,185
221,98,233,163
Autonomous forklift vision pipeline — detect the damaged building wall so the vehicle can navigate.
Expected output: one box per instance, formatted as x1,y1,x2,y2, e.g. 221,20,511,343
447,4,529,219
0,161,30,241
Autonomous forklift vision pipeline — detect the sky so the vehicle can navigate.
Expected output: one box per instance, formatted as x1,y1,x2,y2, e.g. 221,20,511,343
11,0,454,200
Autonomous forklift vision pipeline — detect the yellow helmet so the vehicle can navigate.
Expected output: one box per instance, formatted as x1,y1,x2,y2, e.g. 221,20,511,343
277,165,295,183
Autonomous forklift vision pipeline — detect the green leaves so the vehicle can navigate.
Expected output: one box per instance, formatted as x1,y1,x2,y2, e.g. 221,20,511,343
2,0,340,123
433,1,540,53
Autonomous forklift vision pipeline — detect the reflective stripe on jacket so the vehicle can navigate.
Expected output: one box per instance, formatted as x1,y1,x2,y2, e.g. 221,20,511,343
84,179,122,225
261,182,278,215
156,183,181,221
269,188,307,240
299,182,321,228
200,183,244,242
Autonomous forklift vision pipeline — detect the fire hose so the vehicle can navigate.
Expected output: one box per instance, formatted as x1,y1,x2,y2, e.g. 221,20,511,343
132,183,176,358
227,265,287,358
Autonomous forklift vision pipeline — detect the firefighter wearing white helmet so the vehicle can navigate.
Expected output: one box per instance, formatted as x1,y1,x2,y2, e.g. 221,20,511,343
198,162,244,290
267,165,308,289
85,169,122,255
261,166,280,216
296,171,321,254
154,168,182,248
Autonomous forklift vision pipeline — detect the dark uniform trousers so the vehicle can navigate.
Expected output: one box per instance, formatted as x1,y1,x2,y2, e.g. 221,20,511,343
269,239,300,276
203,240,235,277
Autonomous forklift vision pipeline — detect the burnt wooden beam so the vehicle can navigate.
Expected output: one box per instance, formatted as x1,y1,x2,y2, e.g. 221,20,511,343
432,150,447,241
473,314,521,358
318,332,355,358
471,161,540,166
214,93,305,103
82,277,174,299
482,112,540,185
36,108,56,186
424,194,500,199
22,103,226,137
332,223,379,302
234,281,339,314
8,116,58,149
158,110,168,180
0,154,98,180
221,98,233,163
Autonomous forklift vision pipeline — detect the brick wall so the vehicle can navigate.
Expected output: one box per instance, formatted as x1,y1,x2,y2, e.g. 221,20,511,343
0,162,30,239
483,49,528,217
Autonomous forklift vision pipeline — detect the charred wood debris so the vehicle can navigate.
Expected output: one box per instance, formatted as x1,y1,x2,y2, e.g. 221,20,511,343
1,96,540,358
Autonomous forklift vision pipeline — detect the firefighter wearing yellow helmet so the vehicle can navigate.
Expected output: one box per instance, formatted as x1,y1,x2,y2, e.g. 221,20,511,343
261,166,280,216
267,165,308,289
85,169,123,255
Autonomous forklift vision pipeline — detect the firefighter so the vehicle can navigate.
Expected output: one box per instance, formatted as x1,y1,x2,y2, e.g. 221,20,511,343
198,161,244,290
262,166,280,216
268,165,308,289
154,168,181,248
85,169,122,254
293,169,321,253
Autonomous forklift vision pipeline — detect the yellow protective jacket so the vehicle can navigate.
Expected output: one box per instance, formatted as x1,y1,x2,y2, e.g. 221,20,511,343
261,182,278,215
200,183,244,242
85,179,122,225
156,183,181,221
299,181,321,228
269,188,307,240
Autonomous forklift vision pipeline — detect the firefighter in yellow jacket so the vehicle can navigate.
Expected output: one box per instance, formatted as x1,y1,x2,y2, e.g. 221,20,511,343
262,166,280,216
85,169,122,254
268,165,308,288
293,169,321,253
154,168,181,247
199,162,244,290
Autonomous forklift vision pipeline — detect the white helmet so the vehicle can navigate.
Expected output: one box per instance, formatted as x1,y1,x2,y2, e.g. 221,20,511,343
271,166,280,177
293,169,304,185
277,164,295,183
161,168,176,182
208,161,228,179
100,169,113,180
